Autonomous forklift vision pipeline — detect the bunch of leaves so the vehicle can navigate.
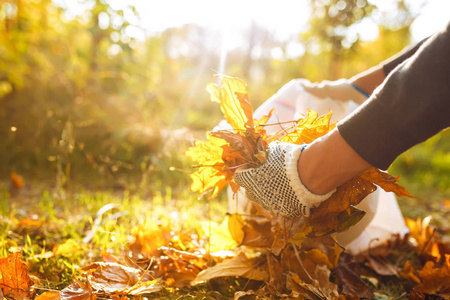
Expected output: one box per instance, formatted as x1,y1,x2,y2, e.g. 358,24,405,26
186,75,412,238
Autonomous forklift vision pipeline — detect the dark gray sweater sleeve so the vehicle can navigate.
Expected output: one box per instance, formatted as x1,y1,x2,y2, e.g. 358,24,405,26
382,38,428,75
337,22,450,170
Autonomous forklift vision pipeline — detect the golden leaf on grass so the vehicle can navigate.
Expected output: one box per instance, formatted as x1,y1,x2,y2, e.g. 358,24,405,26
53,239,85,256
191,252,268,285
130,220,172,255
35,291,61,300
0,252,34,300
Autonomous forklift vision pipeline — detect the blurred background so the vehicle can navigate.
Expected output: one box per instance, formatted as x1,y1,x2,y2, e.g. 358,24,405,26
0,0,448,211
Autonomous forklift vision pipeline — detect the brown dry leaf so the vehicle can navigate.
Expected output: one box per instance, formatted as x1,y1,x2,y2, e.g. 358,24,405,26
310,174,376,234
415,254,450,298
290,264,340,300
0,252,34,300
81,262,142,294
334,253,373,299
399,260,421,284
191,252,268,285
358,168,413,198
60,278,96,300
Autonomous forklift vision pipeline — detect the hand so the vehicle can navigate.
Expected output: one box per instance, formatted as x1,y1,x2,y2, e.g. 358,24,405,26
234,142,335,218
302,79,369,104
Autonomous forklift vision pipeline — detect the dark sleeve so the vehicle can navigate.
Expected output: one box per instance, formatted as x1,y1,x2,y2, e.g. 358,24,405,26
382,37,428,75
337,22,450,170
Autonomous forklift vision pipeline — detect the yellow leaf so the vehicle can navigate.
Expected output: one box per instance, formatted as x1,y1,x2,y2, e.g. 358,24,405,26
281,110,334,144
185,134,231,198
206,75,254,131
53,239,84,256
227,213,245,245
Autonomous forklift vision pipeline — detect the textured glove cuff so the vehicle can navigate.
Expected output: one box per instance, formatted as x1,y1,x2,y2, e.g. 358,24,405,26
284,144,336,206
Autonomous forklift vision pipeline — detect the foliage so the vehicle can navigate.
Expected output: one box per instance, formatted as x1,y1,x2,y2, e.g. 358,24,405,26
186,75,411,238
0,189,449,299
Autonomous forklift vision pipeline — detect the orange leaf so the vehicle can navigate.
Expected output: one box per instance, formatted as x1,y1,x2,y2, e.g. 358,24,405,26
0,252,34,300
416,255,450,298
206,75,254,131
10,172,25,189
359,168,413,198
131,221,172,255
35,291,61,300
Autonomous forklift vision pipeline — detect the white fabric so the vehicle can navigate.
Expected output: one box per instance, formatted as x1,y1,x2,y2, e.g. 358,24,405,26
221,79,408,254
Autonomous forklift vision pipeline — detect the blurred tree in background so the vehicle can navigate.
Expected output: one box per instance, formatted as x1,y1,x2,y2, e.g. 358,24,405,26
0,0,445,197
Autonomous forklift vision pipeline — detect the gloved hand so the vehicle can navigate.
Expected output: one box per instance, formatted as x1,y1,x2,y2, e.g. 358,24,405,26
302,79,370,104
234,142,335,218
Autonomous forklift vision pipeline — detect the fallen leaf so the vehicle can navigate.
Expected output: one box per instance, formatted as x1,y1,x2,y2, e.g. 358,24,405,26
53,239,85,256
60,278,95,300
0,252,34,300
334,253,374,299
34,291,61,300
10,172,25,189
81,262,141,294
415,254,450,298
130,220,172,255
191,252,268,285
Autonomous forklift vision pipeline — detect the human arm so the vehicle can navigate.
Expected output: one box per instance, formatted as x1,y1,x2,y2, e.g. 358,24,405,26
303,37,430,105
235,22,450,216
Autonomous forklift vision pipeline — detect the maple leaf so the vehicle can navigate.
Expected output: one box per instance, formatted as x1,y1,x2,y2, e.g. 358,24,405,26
0,252,34,300
281,110,335,144
415,254,450,298
206,75,254,130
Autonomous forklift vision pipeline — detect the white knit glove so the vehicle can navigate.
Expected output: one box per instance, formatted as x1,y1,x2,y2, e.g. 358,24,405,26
234,142,335,218
302,79,369,104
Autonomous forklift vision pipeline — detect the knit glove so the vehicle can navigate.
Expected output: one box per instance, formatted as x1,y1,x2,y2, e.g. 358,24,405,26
234,142,335,218
302,79,369,104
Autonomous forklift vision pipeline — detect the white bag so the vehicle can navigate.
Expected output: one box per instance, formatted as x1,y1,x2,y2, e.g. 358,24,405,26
223,79,408,254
